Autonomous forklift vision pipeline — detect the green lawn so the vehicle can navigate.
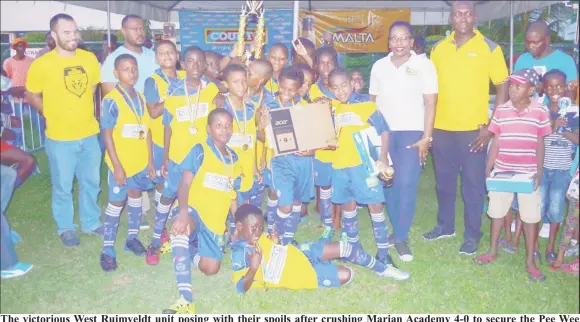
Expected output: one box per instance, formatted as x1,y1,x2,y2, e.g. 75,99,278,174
1,152,578,314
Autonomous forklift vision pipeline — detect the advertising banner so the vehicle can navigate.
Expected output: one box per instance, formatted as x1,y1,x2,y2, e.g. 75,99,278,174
179,10,294,56
299,9,410,53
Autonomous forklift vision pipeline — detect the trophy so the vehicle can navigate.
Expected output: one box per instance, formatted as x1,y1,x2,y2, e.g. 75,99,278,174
237,1,266,64
353,128,395,188
557,97,572,134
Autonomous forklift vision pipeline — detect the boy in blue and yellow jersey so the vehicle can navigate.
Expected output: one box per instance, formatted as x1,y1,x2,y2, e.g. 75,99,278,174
247,58,275,209
143,40,186,265
204,51,227,94
147,47,220,264
329,68,409,280
100,54,155,272
163,109,243,314
265,43,289,95
264,66,315,246
231,204,405,293
310,47,339,241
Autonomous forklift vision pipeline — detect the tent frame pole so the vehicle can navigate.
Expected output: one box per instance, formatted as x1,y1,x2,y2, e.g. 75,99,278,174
509,0,514,73
293,1,300,40
107,0,111,46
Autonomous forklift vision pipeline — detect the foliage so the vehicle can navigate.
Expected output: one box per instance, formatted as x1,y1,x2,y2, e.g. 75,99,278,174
24,32,46,43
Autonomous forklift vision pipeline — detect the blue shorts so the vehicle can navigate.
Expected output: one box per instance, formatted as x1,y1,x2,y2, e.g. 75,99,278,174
271,155,315,206
108,167,154,202
331,164,384,205
239,179,265,204
152,143,165,185
298,241,341,288
171,206,224,261
162,159,183,199
262,168,274,188
314,159,333,187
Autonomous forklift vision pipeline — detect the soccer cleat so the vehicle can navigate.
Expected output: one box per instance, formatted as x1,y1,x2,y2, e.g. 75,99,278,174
162,296,196,314
377,264,410,281
1,262,33,279
319,226,335,243
124,238,147,256
100,252,118,272
145,245,160,265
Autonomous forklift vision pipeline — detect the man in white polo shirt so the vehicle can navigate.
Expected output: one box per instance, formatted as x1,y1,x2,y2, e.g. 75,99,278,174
369,21,438,261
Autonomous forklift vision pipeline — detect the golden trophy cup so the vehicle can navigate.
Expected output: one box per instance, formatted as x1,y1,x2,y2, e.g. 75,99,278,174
236,1,266,64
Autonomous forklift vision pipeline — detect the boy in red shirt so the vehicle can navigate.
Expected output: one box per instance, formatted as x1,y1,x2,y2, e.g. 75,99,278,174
475,69,552,282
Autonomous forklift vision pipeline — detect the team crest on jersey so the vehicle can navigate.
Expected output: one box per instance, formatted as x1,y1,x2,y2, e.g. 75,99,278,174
63,66,88,97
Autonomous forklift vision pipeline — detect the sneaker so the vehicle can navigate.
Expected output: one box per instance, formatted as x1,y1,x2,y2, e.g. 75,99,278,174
319,226,335,243
100,252,117,272
124,238,147,256
539,223,549,239
60,230,80,247
394,242,413,262
459,239,479,255
423,226,455,241
377,264,410,281
145,245,160,265
1,262,33,279
546,252,557,265
162,296,196,314
140,216,150,230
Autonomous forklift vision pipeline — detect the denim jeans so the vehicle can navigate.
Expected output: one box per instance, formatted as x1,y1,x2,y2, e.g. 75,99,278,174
45,135,102,235
540,168,573,223
432,129,486,241
1,165,17,270
383,131,423,243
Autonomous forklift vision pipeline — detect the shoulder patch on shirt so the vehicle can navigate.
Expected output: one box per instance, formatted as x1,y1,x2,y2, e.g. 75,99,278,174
483,37,499,53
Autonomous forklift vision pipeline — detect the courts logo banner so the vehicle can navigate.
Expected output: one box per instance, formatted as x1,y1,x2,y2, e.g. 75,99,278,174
180,10,292,56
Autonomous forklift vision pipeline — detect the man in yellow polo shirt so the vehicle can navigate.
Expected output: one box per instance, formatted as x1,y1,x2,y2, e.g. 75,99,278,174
25,14,103,247
422,1,508,255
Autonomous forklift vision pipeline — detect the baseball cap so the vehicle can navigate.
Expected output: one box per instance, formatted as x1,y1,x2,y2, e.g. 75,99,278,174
507,68,540,86
11,38,28,49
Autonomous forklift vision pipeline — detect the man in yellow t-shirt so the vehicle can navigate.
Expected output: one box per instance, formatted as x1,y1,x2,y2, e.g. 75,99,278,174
25,14,102,247
424,1,509,255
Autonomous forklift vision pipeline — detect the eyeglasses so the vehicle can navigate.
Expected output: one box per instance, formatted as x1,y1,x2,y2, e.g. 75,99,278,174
388,36,412,43
452,11,474,18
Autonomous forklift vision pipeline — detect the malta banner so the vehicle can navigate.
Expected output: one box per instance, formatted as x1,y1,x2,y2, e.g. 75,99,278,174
179,10,294,56
300,9,410,53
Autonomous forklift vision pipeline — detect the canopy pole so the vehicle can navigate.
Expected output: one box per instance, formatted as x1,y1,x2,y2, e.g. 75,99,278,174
293,1,300,40
107,0,111,46
509,0,514,73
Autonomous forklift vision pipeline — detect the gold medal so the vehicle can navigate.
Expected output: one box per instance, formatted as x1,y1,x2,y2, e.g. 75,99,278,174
227,96,250,152
184,79,202,136
138,130,145,140
189,126,197,135
242,144,249,152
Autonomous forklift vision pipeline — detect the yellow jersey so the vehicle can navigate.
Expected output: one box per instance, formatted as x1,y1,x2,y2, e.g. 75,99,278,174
146,69,186,148
25,49,100,141
164,79,219,164
103,87,151,177
333,100,380,169
231,234,318,293
187,140,243,234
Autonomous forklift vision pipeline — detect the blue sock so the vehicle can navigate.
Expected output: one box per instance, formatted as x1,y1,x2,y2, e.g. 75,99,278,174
319,188,333,228
171,235,194,303
103,203,123,257
281,205,302,245
342,209,360,244
266,198,278,235
126,197,142,241
150,199,171,247
249,189,265,209
370,211,389,259
154,190,162,207
340,241,386,273
226,211,235,247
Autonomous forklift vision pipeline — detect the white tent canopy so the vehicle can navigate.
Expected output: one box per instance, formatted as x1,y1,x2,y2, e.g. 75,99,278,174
59,1,560,24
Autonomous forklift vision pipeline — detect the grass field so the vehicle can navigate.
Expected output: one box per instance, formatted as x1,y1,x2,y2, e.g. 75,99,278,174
0,152,578,314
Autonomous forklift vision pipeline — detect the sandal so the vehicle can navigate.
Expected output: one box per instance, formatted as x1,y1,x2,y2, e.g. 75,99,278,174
499,239,508,246
527,267,546,282
473,254,496,265
501,243,519,255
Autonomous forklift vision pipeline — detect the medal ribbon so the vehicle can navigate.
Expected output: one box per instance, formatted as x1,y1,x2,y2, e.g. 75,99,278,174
226,96,248,144
184,79,202,127
116,85,144,127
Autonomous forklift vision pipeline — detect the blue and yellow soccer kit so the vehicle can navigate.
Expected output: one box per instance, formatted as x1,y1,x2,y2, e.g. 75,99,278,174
143,68,186,185
101,86,153,262
231,234,341,293
308,81,336,188
170,137,243,304
162,79,219,199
